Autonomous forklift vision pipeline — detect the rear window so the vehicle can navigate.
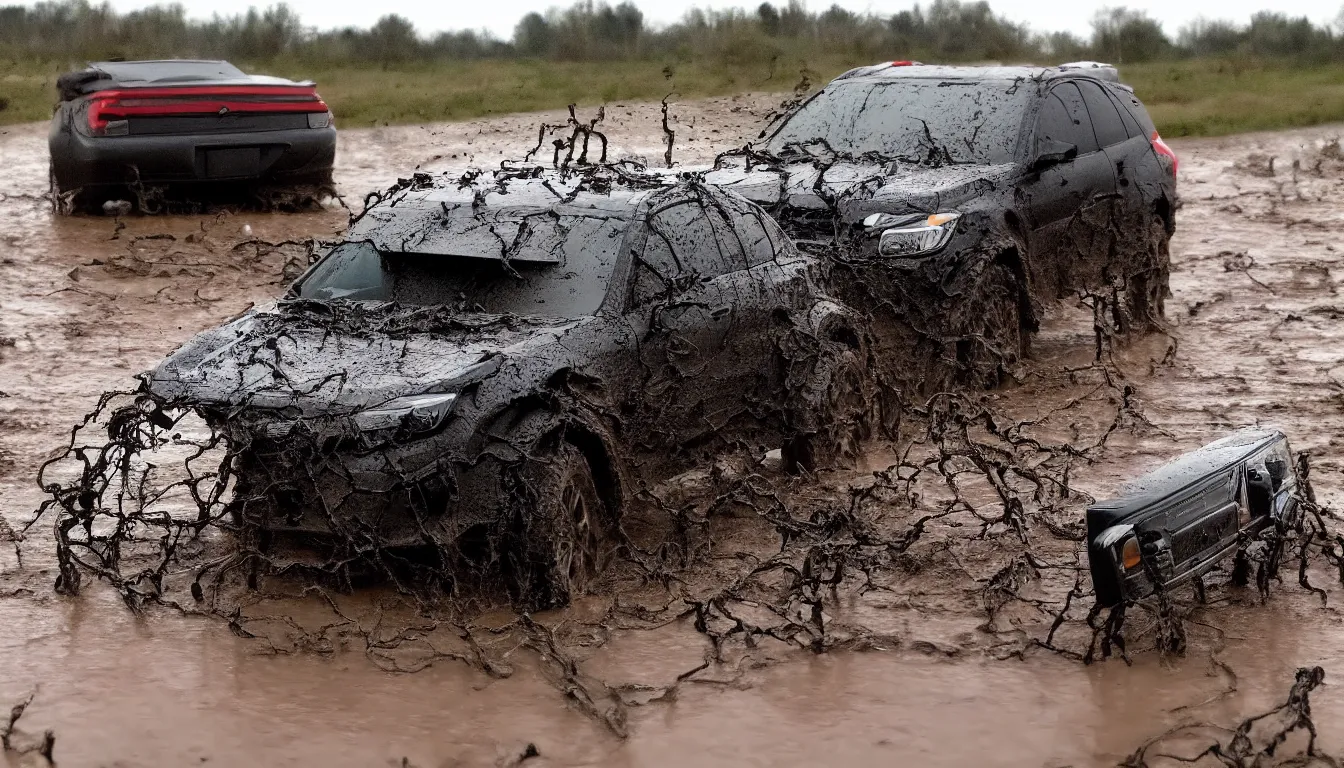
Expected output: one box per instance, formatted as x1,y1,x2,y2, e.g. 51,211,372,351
90,60,246,83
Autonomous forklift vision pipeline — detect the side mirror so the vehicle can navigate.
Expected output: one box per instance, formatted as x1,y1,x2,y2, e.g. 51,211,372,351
1030,139,1078,172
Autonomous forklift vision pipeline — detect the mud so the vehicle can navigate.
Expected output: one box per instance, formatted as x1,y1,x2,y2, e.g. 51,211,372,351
6,97,1344,766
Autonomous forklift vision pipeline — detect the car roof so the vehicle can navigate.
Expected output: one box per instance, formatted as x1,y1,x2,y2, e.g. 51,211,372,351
345,168,675,259
1088,427,1285,521
834,62,1124,88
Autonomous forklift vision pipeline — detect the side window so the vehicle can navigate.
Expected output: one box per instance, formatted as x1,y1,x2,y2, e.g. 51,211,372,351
631,199,744,307
1037,82,1100,156
1077,81,1128,149
1116,90,1157,137
1105,89,1144,140
716,195,780,267
632,221,678,307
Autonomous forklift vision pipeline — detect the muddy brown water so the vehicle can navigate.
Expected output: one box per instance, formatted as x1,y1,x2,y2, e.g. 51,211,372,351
5,96,1344,767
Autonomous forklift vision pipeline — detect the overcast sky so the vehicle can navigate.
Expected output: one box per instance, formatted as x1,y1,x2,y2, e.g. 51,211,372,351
82,0,1344,40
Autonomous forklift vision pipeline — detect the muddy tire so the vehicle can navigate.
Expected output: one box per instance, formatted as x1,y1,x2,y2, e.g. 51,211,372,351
1230,545,1252,587
956,262,1024,388
782,349,873,474
49,163,78,215
1125,216,1171,331
506,442,615,611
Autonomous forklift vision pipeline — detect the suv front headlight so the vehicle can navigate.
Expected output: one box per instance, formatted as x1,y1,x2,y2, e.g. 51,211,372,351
352,393,458,435
864,212,961,257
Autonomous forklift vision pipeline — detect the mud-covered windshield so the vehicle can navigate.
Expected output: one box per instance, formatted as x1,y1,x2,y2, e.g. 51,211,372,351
766,79,1029,165
294,215,627,318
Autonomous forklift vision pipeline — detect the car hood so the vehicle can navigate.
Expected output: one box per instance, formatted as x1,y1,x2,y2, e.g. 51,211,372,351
147,301,581,416
702,159,1015,221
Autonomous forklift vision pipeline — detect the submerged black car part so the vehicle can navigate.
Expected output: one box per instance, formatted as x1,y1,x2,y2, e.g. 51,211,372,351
1087,427,1303,608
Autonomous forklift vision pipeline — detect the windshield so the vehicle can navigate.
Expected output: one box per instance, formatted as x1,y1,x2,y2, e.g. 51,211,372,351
766,79,1030,165
295,214,627,318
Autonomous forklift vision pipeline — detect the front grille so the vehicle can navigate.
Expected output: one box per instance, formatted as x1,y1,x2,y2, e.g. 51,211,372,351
1169,506,1236,565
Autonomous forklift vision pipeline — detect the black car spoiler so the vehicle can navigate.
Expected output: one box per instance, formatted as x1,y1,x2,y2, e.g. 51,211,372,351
57,63,315,101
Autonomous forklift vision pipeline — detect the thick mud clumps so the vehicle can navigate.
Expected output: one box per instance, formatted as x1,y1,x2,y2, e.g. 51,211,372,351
51,173,339,216
38,324,1343,736
1,689,55,766
1124,666,1338,767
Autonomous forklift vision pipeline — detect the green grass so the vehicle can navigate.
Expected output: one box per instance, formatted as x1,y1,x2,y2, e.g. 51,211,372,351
5,55,1344,139
1121,59,1344,137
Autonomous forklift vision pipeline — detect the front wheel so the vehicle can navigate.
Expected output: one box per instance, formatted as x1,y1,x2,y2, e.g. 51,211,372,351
956,262,1025,388
506,442,615,611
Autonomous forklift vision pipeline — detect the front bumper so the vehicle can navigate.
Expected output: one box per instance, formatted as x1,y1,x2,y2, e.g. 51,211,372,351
51,124,336,189
227,432,508,548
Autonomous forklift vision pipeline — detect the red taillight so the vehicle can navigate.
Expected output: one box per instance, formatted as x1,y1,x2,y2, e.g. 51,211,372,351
84,86,328,135
1151,130,1178,175
890,60,920,67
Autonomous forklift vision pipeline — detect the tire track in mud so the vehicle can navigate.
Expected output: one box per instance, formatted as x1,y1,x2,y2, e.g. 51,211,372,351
4,108,1344,767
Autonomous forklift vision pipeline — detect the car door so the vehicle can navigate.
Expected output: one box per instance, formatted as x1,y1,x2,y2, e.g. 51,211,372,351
1019,81,1118,297
1078,80,1161,234
702,189,819,444
625,193,755,449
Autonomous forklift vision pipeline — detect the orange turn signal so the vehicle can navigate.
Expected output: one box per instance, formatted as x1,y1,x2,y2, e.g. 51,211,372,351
1121,537,1142,570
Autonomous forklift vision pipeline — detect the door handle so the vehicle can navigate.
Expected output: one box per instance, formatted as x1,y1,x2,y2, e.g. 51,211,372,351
710,306,731,320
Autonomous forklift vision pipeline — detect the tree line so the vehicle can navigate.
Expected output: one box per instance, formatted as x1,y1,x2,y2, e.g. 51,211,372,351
3,0,1344,67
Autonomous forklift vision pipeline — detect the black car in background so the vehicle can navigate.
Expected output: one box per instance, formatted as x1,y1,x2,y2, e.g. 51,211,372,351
1088,428,1302,608
707,61,1178,390
144,171,874,608
49,59,336,210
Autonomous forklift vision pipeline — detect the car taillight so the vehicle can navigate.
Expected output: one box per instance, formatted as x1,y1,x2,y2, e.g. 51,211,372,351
82,85,329,136
890,60,921,67
1151,130,1178,175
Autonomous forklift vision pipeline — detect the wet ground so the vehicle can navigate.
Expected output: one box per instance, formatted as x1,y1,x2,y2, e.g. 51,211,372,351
5,96,1344,767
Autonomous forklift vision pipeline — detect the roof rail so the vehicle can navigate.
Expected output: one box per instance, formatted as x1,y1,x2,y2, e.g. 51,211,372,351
835,60,924,80
1057,61,1120,82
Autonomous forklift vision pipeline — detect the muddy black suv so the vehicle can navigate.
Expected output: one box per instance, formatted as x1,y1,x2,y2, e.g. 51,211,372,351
706,61,1178,390
144,170,875,609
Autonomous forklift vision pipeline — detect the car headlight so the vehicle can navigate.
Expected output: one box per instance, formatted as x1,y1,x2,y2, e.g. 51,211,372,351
352,393,457,435
864,212,961,257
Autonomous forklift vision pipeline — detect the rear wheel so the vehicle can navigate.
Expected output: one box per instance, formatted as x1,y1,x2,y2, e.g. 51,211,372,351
1124,216,1171,331
49,163,77,214
783,348,873,474
506,442,615,611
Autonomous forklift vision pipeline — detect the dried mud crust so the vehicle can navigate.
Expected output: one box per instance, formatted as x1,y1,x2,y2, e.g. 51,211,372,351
6,107,1344,762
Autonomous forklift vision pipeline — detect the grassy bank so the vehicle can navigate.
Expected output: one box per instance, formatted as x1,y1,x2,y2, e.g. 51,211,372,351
4,56,1344,138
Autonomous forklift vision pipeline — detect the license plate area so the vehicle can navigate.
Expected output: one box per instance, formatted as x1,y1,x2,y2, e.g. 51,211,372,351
202,147,262,178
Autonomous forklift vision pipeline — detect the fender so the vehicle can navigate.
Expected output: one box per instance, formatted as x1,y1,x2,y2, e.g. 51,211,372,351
472,384,630,520
803,298,866,349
